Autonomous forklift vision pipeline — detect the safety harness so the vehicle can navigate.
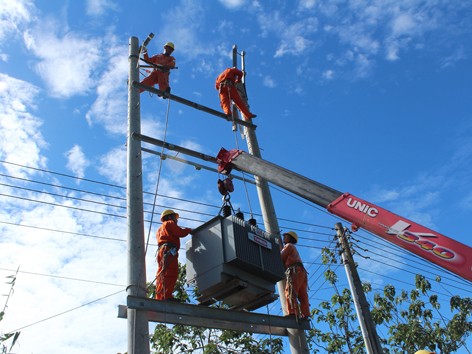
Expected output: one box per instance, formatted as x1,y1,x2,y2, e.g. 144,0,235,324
156,242,178,298
218,79,234,90
285,262,308,318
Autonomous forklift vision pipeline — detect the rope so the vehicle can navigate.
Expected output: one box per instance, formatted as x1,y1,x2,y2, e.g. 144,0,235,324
145,97,172,255
265,304,273,353
233,130,254,218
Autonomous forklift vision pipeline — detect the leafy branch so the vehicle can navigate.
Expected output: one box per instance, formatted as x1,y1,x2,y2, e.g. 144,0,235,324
1,267,21,354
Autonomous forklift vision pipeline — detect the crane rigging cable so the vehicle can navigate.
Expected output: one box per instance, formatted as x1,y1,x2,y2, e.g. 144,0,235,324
232,126,255,219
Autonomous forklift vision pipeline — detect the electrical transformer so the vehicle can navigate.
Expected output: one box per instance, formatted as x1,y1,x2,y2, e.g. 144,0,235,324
186,215,285,311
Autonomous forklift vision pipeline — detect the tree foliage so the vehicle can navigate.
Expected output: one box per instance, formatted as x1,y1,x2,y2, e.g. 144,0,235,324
308,247,472,353
146,245,472,353
1,271,21,354
148,264,283,354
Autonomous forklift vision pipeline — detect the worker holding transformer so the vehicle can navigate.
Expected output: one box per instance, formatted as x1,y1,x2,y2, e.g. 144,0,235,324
140,41,176,96
155,209,192,301
280,231,310,320
215,67,257,120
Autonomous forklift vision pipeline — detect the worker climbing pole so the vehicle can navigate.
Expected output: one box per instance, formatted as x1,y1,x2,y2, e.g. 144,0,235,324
215,67,257,122
138,33,177,97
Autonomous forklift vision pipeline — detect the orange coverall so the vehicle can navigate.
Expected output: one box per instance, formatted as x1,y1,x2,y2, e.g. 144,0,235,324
280,243,310,317
215,67,254,119
155,220,191,300
140,52,176,93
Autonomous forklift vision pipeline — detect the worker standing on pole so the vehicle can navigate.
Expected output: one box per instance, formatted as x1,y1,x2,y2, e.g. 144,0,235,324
155,209,192,301
215,67,257,120
140,41,176,96
280,231,310,320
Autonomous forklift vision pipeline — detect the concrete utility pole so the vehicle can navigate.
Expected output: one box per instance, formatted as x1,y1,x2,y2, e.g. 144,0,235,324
334,223,383,354
127,36,150,354
234,45,309,354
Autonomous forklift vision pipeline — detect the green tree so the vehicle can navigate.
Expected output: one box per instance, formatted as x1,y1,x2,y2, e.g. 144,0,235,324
148,264,283,354
308,247,472,353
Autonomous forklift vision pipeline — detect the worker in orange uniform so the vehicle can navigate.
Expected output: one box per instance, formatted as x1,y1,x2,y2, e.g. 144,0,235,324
280,231,310,319
155,209,192,301
140,42,176,96
215,67,257,120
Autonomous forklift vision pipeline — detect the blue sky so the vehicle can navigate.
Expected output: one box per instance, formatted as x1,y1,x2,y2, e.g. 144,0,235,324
1,0,471,353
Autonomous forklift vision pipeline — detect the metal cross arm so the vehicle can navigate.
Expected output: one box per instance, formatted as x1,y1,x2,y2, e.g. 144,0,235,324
119,296,310,336
132,81,257,129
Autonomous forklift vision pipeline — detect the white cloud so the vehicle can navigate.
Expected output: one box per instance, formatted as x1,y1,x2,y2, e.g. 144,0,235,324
0,190,129,353
263,75,276,88
157,0,210,60
274,35,314,58
298,0,317,10
23,22,102,98
96,146,127,185
86,0,119,16
366,175,443,229
0,0,34,43
440,46,466,68
65,145,90,179
218,0,247,10
322,69,334,80
257,11,318,58
386,40,401,61
391,12,416,36
0,73,47,176
85,39,128,134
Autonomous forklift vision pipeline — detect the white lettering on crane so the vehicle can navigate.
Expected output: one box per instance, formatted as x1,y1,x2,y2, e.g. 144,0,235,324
385,220,455,259
386,220,437,238
346,197,379,217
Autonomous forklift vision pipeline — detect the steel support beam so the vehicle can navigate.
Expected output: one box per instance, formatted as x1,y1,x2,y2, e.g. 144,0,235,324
118,296,310,337
141,147,255,185
132,81,256,129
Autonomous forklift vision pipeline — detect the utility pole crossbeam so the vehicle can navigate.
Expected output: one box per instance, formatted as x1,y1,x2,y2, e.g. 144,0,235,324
141,147,256,185
133,133,218,163
132,81,256,129
118,296,310,336
335,223,384,354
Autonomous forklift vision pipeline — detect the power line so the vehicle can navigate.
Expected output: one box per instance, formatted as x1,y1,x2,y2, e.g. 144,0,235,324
0,163,335,233
0,267,124,287
351,239,472,291
2,160,471,323
0,220,128,243
2,172,469,293
7,289,125,333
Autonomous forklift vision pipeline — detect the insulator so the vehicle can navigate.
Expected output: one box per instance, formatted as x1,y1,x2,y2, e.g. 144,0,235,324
235,211,244,220
222,205,232,218
248,218,257,226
